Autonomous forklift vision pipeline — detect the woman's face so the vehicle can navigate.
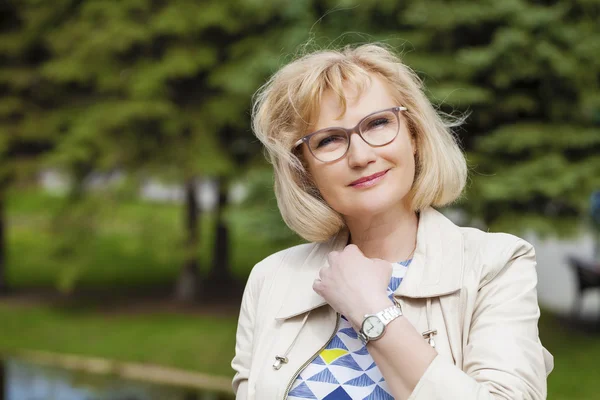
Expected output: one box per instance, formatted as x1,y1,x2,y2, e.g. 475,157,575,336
302,75,416,220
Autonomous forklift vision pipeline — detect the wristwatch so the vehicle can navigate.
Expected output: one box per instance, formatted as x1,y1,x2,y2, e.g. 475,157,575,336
358,301,403,345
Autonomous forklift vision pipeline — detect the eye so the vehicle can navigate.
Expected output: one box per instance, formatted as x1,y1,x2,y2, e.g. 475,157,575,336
316,134,345,148
366,117,391,130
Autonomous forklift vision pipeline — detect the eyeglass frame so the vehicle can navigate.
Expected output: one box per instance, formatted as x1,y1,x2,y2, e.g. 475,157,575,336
293,106,408,162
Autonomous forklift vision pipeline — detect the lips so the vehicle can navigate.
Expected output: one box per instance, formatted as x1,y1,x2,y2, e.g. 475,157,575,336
349,169,389,186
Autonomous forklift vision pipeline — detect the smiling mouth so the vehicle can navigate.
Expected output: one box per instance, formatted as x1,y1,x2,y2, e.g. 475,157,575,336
349,169,390,187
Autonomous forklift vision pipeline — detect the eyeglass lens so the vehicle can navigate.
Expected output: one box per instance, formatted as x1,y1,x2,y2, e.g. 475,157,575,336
308,109,399,162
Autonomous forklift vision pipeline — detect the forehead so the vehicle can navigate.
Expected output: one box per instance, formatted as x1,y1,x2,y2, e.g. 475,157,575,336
314,74,396,130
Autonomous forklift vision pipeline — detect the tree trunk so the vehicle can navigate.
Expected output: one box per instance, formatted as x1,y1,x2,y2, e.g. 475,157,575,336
175,177,201,302
209,176,233,287
183,391,199,400
0,187,7,295
0,359,5,400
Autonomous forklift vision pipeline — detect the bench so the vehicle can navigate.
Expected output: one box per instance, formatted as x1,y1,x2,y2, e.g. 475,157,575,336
567,255,600,319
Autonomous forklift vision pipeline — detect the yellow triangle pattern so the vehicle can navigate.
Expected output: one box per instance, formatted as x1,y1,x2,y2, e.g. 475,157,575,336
320,348,348,364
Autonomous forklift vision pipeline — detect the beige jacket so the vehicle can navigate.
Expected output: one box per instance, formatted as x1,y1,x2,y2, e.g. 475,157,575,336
231,207,554,399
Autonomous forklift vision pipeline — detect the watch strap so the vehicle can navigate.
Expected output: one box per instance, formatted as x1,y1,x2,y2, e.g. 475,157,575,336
377,304,402,325
358,301,402,345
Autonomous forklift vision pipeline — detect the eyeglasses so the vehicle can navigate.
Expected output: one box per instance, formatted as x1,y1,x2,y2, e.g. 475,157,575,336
293,106,407,163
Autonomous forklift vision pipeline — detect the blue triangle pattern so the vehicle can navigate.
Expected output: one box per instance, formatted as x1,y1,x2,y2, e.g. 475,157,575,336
308,368,339,384
388,276,403,292
398,259,412,267
323,386,353,400
353,345,370,355
288,382,317,399
326,335,349,350
366,361,377,370
363,385,394,400
331,354,363,371
344,373,375,387
312,355,325,365
339,327,358,339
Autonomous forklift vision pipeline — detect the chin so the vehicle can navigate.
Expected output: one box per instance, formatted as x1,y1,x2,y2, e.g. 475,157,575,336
342,200,399,219
328,186,409,218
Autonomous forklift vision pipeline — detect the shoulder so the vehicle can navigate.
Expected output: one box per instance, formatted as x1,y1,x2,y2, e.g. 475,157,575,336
459,226,536,288
421,208,537,292
245,230,347,289
245,242,319,291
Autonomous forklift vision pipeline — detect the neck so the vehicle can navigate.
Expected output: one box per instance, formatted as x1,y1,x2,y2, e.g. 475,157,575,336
345,204,419,263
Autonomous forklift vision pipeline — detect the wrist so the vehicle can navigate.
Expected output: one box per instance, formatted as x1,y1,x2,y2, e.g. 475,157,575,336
349,295,395,329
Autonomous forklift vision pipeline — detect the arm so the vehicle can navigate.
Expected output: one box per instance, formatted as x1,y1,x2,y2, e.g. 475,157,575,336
349,299,437,399
349,239,551,400
231,268,259,399
316,245,438,398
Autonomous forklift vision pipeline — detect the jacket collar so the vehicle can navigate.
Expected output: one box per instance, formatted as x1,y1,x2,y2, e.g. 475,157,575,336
275,207,465,320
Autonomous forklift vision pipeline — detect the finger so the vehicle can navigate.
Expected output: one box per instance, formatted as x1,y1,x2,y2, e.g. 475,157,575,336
345,243,359,252
318,266,329,280
312,278,323,294
327,251,339,266
345,244,364,256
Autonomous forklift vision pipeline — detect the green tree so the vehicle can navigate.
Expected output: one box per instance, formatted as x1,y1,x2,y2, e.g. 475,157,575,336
38,0,317,298
0,0,78,294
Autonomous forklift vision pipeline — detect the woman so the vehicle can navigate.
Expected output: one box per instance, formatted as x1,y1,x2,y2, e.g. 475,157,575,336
231,44,553,400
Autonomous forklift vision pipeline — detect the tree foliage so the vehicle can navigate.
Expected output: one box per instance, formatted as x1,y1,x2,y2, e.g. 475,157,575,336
0,0,76,292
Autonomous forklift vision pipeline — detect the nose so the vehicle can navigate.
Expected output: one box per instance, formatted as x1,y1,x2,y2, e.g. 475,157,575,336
346,132,376,168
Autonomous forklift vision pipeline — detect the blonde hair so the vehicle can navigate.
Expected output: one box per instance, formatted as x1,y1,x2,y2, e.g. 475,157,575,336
252,43,467,242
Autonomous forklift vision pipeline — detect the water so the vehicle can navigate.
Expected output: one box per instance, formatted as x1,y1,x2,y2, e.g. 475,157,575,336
0,358,234,400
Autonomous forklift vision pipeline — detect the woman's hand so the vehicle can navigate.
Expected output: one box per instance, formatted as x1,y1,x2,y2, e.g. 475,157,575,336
313,244,394,330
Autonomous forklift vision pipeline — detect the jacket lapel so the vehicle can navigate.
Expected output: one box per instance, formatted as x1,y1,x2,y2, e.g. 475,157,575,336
275,207,464,320
275,231,348,320
395,207,464,298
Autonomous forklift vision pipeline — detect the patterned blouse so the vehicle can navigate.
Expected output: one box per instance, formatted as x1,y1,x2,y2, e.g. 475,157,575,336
287,259,411,400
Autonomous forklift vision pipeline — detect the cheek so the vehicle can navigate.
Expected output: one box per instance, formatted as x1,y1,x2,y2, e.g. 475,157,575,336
310,168,337,198
401,150,417,184
306,165,346,208
398,136,417,169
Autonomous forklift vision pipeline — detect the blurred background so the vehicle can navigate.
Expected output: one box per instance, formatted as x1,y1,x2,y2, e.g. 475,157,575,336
0,0,599,399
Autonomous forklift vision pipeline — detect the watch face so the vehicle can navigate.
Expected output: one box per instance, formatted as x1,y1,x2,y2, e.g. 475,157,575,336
362,315,385,339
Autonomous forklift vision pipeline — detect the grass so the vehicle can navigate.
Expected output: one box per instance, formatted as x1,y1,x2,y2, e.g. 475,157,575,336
6,188,301,291
0,302,238,377
538,311,600,400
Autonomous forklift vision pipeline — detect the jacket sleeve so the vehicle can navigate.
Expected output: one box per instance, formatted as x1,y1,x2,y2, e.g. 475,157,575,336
231,262,262,399
409,238,553,400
